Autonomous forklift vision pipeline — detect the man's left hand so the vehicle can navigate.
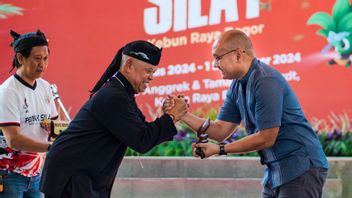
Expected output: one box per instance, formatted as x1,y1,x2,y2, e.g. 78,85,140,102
192,142,220,158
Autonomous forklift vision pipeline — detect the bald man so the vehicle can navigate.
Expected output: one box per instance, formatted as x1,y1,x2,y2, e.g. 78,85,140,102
165,30,329,197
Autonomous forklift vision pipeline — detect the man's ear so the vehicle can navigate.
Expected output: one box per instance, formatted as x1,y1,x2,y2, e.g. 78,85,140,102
16,53,24,66
124,58,134,73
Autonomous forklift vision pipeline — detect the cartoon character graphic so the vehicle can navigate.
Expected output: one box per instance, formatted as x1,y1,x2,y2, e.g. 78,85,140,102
307,0,352,67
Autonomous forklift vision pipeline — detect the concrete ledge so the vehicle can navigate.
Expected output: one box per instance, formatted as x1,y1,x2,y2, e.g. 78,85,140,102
117,157,350,178
117,157,264,178
114,157,351,198
112,178,341,198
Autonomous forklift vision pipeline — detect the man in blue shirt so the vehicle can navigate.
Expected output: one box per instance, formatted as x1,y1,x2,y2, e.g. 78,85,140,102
174,30,329,197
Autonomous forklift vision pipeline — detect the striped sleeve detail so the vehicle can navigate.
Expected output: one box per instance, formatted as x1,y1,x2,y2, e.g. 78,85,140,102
51,115,59,120
0,122,20,127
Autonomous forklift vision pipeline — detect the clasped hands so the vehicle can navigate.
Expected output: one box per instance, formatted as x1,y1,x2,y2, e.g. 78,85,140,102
162,95,188,122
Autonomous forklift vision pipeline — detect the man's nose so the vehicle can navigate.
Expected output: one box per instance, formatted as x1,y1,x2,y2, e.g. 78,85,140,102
149,73,154,80
39,59,47,66
213,60,219,69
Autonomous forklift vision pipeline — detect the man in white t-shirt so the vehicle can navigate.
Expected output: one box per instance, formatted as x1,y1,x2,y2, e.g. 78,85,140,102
0,30,58,198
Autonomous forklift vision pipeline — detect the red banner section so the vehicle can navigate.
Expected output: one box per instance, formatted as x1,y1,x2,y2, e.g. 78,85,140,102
1,0,351,121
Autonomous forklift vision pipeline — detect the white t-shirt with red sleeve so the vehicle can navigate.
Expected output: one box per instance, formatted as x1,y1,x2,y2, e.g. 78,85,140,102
0,74,58,177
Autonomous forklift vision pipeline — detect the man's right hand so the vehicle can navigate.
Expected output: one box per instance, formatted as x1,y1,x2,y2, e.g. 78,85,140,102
162,95,175,113
165,97,188,122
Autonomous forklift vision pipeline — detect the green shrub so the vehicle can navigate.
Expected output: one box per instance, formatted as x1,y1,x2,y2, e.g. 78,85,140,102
126,110,352,157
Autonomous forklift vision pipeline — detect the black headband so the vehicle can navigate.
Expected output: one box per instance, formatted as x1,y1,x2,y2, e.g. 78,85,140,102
10,30,48,72
10,30,48,52
123,40,162,66
90,40,162,95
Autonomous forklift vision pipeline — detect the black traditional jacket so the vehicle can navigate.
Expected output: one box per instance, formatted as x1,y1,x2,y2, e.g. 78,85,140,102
40,72,177,197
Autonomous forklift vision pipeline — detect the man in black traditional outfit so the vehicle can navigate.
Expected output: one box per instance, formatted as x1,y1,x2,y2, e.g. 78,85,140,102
40,40,188,198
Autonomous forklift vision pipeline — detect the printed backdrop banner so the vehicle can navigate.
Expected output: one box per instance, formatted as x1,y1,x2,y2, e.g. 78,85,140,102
0,0,351,121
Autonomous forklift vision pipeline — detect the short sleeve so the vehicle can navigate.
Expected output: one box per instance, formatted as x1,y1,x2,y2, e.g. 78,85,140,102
217,83,241,124
255,77,284,130
0,88,21,126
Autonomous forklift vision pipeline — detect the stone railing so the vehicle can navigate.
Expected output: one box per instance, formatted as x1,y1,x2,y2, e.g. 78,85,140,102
112,157,351,198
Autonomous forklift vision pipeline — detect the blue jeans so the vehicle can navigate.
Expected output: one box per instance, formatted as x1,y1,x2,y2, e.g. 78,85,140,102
0,170,43,198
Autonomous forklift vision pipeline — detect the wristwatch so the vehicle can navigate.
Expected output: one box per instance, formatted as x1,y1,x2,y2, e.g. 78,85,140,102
219,143,227,155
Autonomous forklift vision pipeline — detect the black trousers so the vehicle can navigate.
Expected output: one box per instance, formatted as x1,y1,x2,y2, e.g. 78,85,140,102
262,167,328,198
44,178,73,198
44,177,110,198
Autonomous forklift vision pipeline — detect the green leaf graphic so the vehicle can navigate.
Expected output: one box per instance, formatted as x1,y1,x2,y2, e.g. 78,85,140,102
0,3,24,19
307,12,336,31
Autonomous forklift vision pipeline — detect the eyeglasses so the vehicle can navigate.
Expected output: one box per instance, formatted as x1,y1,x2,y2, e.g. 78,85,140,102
213,48,245,67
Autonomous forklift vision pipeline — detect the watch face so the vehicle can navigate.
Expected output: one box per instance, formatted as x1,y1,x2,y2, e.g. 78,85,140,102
220,144,227,155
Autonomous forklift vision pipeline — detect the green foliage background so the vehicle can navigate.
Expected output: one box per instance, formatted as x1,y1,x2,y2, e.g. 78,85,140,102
126,109,352,157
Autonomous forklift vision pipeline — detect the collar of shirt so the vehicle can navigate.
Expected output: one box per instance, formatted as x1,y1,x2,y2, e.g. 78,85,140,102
113,72,135,98
14,73,37,90
239,58,258,84
112,72,146,121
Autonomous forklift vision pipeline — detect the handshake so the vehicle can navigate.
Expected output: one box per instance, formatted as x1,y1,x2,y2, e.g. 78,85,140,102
162,95,189,122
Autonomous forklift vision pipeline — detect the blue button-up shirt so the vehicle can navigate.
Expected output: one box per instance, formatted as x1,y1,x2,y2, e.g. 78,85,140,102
218,58,328,188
